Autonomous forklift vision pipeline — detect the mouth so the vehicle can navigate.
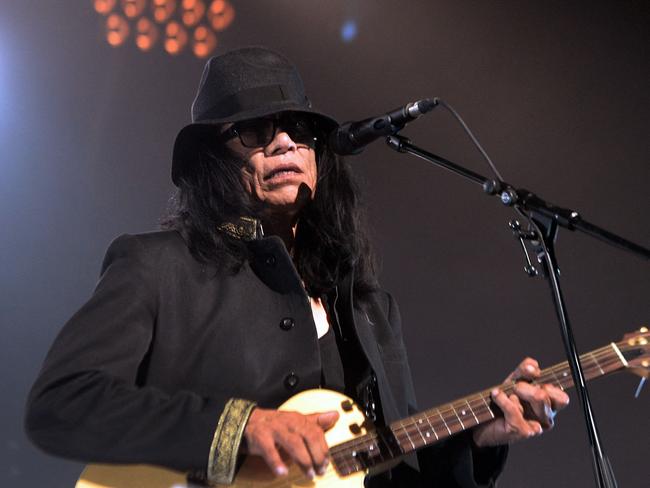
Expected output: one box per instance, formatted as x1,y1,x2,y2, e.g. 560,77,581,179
264,163,302,181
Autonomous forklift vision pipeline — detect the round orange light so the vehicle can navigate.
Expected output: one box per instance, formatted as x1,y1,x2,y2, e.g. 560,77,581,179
152,0,176,23
94,0,117,15
192,25,217,58
106,14,129,46
165,21,188,55
136,18,158,51
121,0,146,18
208,0,234,31
182,0,206,27
210,0,225,14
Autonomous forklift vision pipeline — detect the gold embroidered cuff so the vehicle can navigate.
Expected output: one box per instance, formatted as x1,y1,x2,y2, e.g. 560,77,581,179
207,398,257,485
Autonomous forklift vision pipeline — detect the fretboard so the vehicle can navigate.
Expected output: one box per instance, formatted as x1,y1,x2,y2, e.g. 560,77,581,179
330,340,629,476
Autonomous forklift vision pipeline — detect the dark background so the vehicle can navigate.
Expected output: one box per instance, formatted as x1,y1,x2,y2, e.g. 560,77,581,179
1,1,648,486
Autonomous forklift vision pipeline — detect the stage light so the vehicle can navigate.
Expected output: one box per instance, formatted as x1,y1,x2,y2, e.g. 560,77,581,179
208,0,235,31
136,17,158,51
106,14,130,46
164,21,188,55
94,0,117,15
152,0,176,23
192,25,217,58
182,0,206,27
340,20,358,43
121,0,146,18
93,0,233,58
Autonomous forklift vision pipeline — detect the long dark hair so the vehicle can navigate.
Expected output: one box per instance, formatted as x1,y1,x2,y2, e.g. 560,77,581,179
161,140,377,297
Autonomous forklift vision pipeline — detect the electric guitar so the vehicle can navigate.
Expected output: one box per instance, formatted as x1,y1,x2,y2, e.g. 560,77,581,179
76,328,649,488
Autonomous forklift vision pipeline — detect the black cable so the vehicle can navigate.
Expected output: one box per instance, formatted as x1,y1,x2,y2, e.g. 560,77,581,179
434,98,505,183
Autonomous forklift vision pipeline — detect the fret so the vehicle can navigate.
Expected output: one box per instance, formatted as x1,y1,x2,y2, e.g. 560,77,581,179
451,403,467,430
559,368,570,387
589,352,605,375
331,449,358,475
597,350,624,375
404,417,427,449
548,367,564,390
465,399,480,424
467,395,489,423
366,436,381,459
377,427,403,460
332,431,387,475
398,420,416,450
329,334,641,476
413,416,426,441
436,408,452,435
449,404,465,430
423,412,440,441
480,394,495,418
415,414,437,443
367,435,389,468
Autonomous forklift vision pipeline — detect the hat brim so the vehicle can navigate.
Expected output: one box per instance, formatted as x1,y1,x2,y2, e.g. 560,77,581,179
171,104,339,185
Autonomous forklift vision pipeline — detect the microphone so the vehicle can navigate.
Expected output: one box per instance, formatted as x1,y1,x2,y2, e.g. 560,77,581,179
328,98,438,155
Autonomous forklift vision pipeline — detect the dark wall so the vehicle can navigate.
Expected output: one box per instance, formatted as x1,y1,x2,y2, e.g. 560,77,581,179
1,1,648,486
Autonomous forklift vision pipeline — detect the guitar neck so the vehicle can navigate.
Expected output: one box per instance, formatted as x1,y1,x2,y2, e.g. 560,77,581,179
331,341,629,476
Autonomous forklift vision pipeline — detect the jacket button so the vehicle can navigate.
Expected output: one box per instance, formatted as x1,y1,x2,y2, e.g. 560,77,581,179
284,373,299,390
264,254,276,266
279,317,295,330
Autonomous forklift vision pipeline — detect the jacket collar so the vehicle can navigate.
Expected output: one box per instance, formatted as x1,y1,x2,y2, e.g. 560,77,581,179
218,217,264,241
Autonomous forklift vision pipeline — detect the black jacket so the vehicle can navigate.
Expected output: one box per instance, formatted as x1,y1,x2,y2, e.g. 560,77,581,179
25,231,505,486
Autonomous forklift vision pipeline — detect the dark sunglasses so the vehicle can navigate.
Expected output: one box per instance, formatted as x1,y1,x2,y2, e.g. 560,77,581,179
219,113,319,149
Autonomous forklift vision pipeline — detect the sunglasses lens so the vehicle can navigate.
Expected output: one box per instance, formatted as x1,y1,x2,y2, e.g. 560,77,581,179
281,115,317,147
233,114,318,148
236,119,275,147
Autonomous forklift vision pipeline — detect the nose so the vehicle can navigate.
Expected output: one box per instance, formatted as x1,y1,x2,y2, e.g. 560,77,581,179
264,129,297,156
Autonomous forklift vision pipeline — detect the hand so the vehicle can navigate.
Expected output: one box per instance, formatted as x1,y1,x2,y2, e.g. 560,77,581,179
472,357,570,447
243,408,339,479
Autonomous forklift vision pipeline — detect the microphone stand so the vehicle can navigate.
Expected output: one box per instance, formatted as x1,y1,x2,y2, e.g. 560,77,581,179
385,133,649,488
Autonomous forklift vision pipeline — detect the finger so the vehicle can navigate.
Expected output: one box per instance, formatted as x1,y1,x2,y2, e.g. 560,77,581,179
491,389,538,439
542,384,570,411
302,427,330,475
509,394,543,438
526,419,544,437
506,357,540,382
513,382,552,425
306,411,340,431
507,393,525,415
255,432,289,477
274,430,315,479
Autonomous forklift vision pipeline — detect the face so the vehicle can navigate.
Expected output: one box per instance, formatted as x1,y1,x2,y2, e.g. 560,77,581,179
224,114,319,219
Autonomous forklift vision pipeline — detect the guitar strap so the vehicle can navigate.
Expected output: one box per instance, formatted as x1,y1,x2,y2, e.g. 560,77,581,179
324,273,385,427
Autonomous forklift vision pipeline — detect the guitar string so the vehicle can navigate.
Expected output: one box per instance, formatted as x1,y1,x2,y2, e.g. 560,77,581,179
261,341,640,483
333,336,646,467
328,345,626,463
249,334,621,488
329,341,627,460
389,353,623,445
384,354,624,452
331,345,620,459
329,366,616,471
329,352,622,468
333,337,644,471
246,338,636,488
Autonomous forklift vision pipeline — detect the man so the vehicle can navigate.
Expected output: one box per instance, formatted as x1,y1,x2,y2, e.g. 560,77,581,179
26,47,568,487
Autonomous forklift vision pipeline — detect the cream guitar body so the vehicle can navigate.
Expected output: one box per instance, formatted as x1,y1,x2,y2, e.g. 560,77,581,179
77,389,373,488
76,328,650,488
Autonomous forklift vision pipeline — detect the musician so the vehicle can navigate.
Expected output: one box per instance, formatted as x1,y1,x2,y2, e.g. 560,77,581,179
25,47,569,487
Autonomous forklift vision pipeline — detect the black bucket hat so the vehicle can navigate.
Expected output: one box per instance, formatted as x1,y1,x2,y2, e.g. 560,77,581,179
171,46,339,185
